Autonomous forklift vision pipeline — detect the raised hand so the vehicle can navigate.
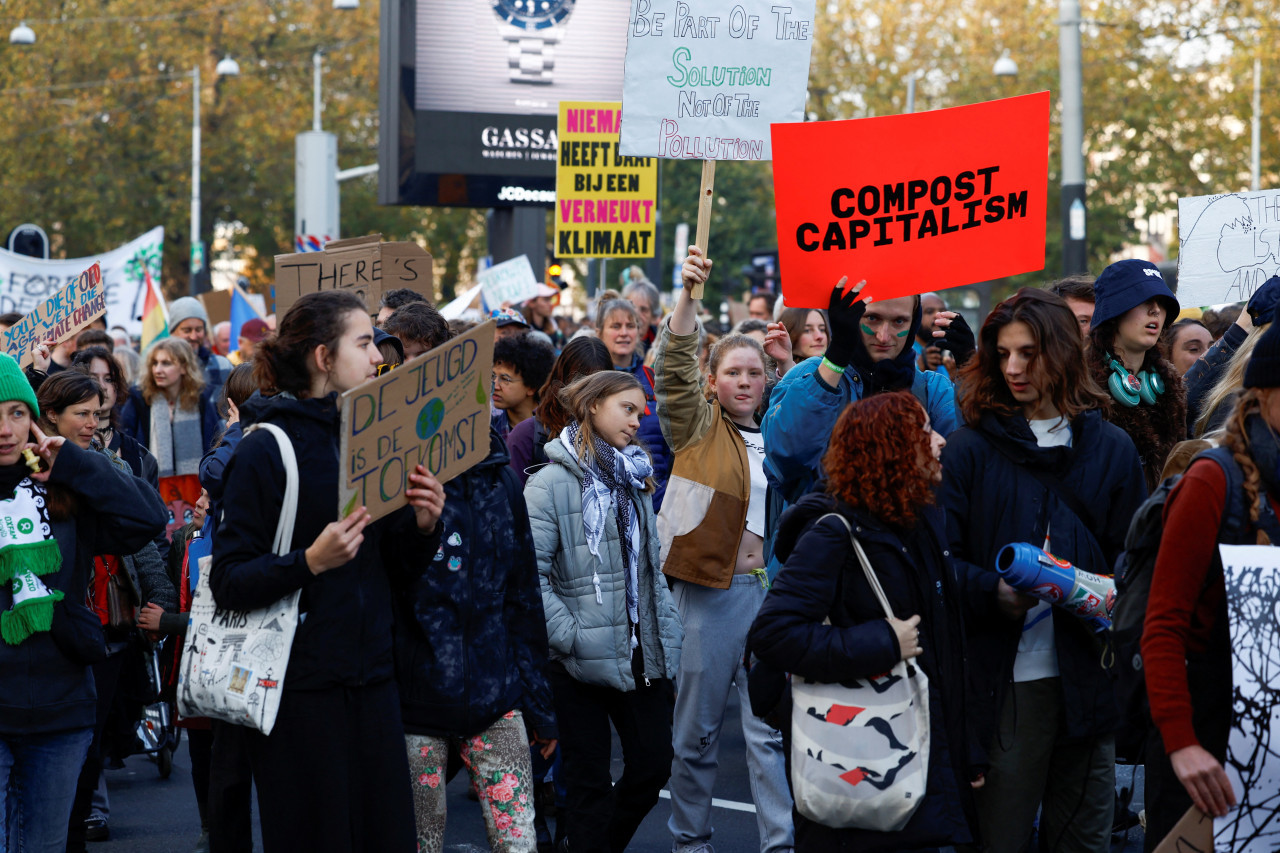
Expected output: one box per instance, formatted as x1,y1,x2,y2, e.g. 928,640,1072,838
823,277,871,370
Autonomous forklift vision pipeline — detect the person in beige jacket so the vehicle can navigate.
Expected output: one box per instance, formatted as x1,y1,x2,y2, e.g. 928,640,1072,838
654,247,796,853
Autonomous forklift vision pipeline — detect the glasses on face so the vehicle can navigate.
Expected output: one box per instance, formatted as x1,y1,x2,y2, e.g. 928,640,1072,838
492,373,520,387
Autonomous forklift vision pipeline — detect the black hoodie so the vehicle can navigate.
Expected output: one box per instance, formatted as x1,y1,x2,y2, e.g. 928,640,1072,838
938,409,1146,752
211,392,441,691
846,295,923,396
0,444,166,735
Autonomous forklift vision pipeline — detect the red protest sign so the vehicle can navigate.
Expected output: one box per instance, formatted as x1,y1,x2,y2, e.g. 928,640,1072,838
771,92,1050,308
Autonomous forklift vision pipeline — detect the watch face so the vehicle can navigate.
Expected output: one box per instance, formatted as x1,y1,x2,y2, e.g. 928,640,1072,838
493,0,574,29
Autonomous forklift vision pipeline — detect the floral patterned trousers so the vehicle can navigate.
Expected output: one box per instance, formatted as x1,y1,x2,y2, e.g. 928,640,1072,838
405,710,537,853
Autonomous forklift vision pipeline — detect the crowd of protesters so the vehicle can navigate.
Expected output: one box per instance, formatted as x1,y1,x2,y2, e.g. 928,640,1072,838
0,248,1274,853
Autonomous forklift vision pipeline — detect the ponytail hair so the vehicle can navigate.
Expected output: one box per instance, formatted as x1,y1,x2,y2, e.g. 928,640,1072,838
254,291,367,397
535,336,612,436
558,371,654,492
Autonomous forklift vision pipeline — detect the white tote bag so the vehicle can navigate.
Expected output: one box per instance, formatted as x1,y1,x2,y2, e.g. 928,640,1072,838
177,423,301,736
789,513,931,832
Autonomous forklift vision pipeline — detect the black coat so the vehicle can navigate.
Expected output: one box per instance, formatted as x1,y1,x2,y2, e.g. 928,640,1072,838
0,444,167,735
938,409,1146,755
210,392,441,692
749,494,974,853
393,430,557,740
108,430,159,490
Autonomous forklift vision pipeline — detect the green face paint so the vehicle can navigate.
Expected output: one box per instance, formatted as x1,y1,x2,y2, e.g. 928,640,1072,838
860,324,874,336
896,329,910,338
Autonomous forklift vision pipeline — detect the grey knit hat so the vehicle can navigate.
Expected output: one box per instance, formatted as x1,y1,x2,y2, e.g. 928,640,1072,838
167,297,209,330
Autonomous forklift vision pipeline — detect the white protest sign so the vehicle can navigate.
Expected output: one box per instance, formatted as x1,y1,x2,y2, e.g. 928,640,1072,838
618,0,815,160
1216,544,1280,852
0,227,162,336
440,282,485,321
1178,191,1280,308
478,255,540,307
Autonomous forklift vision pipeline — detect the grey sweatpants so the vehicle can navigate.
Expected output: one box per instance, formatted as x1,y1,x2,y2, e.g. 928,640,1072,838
667,575,794,853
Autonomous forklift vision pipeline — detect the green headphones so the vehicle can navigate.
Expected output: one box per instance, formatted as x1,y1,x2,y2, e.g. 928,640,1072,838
1105,353,1164,407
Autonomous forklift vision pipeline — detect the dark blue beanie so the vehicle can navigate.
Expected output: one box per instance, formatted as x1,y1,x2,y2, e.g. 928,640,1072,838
1245,321,1280,389
1090,259,1179,331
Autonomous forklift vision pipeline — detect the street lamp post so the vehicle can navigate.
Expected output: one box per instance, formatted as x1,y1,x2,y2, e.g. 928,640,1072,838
1059,0,1087,274
1252,58,1262,192
191,58,240,294
191,63,202,295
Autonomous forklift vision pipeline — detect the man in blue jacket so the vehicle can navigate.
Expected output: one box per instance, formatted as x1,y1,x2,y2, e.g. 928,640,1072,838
762,278,969,507
938,289,1146,853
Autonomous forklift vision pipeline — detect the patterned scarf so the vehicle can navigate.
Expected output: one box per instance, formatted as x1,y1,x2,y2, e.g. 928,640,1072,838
0,479,63,644
150,395,203,478
561,422,653,634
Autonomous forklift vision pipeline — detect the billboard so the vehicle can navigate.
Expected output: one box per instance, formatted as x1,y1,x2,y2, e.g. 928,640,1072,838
380,0,630,209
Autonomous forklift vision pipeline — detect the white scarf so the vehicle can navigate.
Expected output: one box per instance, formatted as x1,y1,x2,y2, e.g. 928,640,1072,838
0,480,63,644
560,424,653,639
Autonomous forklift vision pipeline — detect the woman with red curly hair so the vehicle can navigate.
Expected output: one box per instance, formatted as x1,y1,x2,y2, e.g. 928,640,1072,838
748,390,977,853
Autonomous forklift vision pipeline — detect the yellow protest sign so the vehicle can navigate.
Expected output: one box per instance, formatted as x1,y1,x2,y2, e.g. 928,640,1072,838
556,102,658,258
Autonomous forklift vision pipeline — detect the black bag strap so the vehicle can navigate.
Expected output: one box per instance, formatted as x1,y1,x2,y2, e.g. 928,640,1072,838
979,430,1100,533
1200,445,1280,544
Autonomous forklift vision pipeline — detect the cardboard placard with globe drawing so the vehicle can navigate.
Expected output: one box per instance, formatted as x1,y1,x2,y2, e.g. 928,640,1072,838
338,321,496,523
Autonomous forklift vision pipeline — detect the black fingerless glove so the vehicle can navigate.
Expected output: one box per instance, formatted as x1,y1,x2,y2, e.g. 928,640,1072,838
942,312,976,367
823,283,867,369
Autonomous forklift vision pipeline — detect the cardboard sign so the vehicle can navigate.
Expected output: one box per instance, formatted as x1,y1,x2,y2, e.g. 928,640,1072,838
199,289,232,328
274,234,433,317
2,262,106,368
478,256,540,308
1152,806,1212,853
338,321,496,523
771,92,1050,307
1215,544,1280,851
618,0,815,160
1177,190,1280,308
556,102,658,258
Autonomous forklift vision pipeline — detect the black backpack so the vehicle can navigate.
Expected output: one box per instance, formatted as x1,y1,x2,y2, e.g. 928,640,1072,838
1109,445,1276,763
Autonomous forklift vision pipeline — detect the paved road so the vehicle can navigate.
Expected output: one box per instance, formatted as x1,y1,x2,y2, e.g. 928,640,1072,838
92,692,1147,852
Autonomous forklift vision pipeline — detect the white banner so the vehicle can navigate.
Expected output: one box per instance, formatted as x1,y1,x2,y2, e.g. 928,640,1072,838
1216,544,1280,852
618,0,815,160
0,227,163,337
478,255,540,307
1178,191,1280,308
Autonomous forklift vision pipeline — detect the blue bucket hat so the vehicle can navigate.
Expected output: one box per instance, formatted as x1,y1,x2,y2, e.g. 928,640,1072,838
1247,275,1280,326
1089,259,1179,331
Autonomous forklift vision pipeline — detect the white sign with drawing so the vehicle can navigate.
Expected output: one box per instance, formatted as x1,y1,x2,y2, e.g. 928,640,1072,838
1215,544,1280,852
1178,191,1280,308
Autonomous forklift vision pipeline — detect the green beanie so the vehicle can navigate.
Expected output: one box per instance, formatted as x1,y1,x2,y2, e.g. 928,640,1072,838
0,354,39,418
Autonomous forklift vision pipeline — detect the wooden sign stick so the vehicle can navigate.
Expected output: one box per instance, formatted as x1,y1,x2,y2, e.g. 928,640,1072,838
691,159,716,299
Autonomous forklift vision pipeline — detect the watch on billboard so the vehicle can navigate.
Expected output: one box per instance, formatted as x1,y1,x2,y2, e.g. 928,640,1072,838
379,0,628,209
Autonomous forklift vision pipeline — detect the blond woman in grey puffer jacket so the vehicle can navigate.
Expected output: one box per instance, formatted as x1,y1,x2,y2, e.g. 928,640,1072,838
523,371,682,853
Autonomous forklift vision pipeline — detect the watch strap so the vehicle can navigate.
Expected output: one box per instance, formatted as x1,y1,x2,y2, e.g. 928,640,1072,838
506,34,559,84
